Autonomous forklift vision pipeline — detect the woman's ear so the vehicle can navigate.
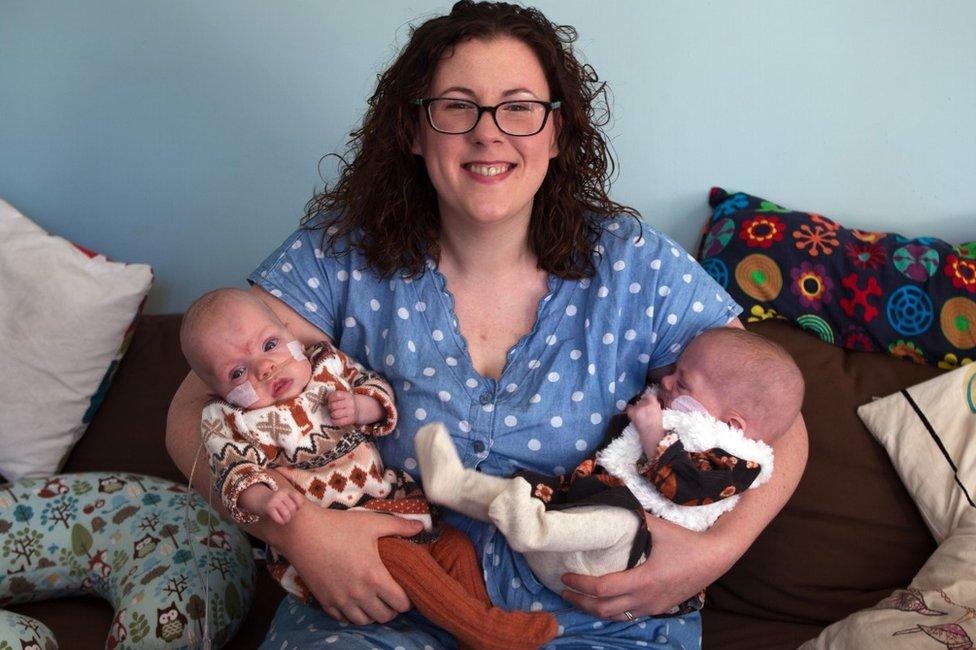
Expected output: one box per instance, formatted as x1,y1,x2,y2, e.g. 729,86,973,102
548,113,561,159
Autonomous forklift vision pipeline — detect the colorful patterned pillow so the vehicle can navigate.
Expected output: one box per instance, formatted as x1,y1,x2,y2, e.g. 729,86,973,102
697,188,976,367
0,472,256,648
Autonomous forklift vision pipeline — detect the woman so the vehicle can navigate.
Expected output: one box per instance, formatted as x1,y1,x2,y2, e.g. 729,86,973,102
167,2,807,647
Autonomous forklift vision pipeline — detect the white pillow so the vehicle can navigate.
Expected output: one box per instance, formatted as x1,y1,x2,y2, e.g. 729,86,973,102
800,363,976,649
0,199,152,480
858,363,976,542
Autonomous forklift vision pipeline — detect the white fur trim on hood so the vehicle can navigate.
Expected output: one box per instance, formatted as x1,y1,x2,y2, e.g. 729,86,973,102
595,409,774,532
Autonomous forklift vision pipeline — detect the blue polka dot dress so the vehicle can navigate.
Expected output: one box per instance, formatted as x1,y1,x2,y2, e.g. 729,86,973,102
251,214,741,649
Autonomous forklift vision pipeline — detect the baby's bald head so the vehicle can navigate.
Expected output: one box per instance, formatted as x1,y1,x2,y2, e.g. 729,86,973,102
682,328,804,441
179,288,283,385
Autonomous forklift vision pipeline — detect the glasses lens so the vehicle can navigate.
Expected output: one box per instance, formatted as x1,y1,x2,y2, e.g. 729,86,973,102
427,99,547,135
495,101,546,136
428,99,479,134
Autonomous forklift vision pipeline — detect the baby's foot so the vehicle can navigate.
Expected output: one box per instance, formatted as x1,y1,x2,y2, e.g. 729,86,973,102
415,422,466,506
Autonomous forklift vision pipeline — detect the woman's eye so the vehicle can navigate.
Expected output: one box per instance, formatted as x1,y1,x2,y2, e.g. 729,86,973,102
230,368,245,381
502,102,532,113
264,338,279,352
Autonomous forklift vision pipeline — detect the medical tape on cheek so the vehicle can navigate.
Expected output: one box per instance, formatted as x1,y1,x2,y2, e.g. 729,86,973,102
225,381,259,408
670,394,708,415
286,340,306,361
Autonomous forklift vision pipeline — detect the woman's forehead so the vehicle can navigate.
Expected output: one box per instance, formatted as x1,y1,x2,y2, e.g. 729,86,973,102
430,36,550,98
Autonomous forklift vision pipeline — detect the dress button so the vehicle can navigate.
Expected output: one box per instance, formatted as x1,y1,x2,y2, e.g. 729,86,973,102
472,440,486,454
479,392,492,405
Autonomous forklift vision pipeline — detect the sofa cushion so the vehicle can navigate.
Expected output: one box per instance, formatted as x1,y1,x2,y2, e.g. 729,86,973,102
0,199,152,482
799,508,976,650
797,365,976,648
698,188,976,367
702,320,940,647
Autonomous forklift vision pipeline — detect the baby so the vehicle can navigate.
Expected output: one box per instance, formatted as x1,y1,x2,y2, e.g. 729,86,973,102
416,326,804,615
180,288,557,649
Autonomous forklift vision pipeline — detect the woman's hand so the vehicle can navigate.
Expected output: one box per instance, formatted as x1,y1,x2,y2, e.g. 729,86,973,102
272,505,425,624
562,406,809,620
560,515,723,619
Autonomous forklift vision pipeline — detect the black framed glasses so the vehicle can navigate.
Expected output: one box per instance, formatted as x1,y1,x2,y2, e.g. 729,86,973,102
412,97,561,136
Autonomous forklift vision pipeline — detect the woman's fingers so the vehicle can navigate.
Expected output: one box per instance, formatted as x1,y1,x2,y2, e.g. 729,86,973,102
338,604,374,626
560,570,632,618
563,588,640,621
322,605,347,624
374,574,413,614
278,508,422,623
561,563,672,619
347,590,399,624
561,569,627,598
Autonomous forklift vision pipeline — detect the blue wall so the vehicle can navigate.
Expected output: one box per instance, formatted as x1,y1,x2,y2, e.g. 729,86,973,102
2,1,974,313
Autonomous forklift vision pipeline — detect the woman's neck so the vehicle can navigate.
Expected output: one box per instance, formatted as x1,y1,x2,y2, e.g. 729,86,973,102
437,216,538,279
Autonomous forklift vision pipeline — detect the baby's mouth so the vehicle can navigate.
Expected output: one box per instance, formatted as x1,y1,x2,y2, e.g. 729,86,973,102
272,377,292,398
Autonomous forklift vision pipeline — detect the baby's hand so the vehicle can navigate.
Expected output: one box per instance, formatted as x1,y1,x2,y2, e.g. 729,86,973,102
327,391,357,426
627,393,665,457
328,392,385,426
239,485,305,525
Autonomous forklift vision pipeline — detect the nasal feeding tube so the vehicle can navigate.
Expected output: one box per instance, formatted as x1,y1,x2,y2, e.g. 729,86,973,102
224,340,307,408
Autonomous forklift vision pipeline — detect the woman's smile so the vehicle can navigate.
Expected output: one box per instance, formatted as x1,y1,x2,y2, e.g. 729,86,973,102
462,161,517,183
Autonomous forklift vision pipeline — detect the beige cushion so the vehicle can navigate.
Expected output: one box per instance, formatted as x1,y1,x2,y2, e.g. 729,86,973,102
0,199,152,480
859,363,976,542
801,363,976,648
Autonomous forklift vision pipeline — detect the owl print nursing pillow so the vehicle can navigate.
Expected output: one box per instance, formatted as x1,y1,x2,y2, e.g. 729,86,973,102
0,472,255,649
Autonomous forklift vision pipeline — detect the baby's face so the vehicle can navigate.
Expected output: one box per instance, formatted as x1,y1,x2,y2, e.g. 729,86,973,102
193,299,312,409
657,337,727,419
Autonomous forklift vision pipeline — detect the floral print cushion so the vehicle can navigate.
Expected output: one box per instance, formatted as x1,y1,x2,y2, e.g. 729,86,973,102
0,473,255,649
698,188,976,368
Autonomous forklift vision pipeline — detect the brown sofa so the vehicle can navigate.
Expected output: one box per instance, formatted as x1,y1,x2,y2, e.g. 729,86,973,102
6,314,941,648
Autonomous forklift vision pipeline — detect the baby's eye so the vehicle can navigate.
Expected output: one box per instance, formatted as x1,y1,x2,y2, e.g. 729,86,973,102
264,337,279,352
230,367,246,381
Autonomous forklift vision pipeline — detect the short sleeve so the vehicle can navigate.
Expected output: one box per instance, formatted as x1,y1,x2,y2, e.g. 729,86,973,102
640,231,741,369
248,216,339,340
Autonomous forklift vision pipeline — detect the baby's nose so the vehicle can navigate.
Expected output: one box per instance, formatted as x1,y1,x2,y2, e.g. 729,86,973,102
256,358,277,380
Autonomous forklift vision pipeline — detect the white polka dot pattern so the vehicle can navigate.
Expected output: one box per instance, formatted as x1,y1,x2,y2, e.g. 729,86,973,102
249,215,740,642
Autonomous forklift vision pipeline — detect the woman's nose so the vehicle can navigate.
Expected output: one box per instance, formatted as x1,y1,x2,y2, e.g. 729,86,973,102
469,108,503,142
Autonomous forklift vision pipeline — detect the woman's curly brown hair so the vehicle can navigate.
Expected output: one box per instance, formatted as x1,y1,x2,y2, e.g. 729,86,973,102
303,0,639,279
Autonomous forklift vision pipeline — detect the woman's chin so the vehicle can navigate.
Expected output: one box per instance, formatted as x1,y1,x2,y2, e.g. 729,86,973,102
457,203,531,228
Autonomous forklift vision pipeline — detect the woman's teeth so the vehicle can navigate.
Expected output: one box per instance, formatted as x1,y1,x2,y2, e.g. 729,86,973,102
467,163,511,177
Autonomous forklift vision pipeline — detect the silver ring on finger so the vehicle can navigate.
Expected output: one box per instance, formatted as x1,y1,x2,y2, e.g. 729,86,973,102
624,610,636,622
